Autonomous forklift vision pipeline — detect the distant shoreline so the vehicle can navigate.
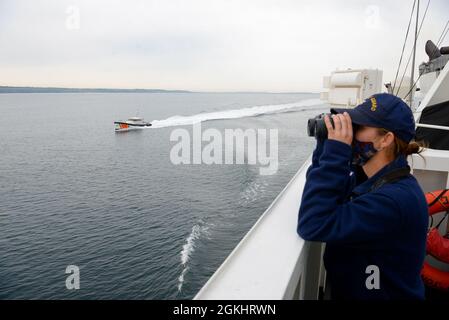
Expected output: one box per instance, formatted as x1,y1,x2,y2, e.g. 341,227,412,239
0,86,314,95
0,86,191,94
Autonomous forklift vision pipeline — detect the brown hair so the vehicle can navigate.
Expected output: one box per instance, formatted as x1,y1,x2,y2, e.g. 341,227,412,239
377,128,428,158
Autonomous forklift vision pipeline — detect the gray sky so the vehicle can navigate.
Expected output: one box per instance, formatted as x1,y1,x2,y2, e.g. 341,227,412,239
1,0,448,92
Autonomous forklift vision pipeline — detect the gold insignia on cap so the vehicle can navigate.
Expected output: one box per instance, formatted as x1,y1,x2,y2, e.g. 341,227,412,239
370,97,377,112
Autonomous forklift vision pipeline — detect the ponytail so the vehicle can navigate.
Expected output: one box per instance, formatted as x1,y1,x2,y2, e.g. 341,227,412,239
395,137,428,157
403,140,426,156
377,128,428,158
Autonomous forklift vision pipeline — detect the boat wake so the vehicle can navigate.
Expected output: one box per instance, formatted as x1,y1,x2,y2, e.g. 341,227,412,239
239,180,269,207
177,222,211,292
150,99,324,128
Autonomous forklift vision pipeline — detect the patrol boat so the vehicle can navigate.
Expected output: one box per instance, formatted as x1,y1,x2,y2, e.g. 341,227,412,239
194,33,449,298
114,117,152,132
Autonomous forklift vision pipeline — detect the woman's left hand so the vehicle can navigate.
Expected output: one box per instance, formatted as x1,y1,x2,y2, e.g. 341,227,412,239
324,112,353,146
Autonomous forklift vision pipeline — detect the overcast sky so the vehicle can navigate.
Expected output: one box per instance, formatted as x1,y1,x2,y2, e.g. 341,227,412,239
0,0,448,92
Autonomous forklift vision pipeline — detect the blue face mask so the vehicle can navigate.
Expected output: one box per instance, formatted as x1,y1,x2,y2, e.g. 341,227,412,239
352,139,379,166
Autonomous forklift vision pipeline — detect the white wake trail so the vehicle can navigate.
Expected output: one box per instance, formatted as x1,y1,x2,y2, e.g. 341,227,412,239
150,98,323,128
177,223,211,292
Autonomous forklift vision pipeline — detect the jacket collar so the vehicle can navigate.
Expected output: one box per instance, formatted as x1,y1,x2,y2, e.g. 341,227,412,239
352,155,408,196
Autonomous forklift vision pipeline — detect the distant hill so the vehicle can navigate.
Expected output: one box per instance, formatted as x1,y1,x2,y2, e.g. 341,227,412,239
0,86,192,94
0,86,315,94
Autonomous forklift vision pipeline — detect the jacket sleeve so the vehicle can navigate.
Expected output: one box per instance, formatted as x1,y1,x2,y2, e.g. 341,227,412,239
305,138,325,180
297,139,402,244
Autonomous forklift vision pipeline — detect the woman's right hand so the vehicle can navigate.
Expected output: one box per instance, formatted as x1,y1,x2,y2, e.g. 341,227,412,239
325,112,353,146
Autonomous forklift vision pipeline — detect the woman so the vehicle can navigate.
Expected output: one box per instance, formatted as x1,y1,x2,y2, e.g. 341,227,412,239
297,93,428,300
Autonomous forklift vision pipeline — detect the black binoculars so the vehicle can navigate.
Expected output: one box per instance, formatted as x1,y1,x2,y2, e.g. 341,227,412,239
307,113,335,141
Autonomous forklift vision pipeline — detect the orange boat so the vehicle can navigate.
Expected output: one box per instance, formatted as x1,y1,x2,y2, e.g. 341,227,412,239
114,117,152,132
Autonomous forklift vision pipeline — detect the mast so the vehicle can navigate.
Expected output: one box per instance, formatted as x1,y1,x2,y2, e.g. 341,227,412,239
409,0,420,107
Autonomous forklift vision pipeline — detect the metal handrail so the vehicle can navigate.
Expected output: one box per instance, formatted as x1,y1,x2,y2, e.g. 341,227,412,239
416,123,449,131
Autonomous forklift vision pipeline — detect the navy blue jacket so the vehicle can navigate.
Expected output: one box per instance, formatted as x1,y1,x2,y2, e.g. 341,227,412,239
297,139,428,300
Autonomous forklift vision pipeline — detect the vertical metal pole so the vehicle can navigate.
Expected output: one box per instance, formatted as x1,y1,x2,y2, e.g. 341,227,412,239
409,0,420,107
300,241,323,300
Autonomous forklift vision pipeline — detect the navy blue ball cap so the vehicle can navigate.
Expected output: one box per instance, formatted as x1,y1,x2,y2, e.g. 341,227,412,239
331,93,416,143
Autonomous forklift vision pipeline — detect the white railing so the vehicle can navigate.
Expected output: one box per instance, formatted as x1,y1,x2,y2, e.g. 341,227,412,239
416,123,449,131
194,156,324,300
